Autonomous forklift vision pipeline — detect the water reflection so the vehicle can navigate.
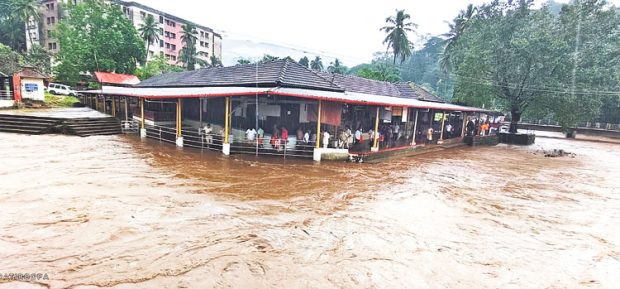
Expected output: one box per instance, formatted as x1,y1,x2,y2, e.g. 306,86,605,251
0,133,618,289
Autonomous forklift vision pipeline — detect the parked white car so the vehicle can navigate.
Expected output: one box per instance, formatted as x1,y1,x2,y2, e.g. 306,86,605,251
47,83,77,96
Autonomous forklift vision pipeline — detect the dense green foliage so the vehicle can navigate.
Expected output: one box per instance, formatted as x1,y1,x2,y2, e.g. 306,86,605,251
0,0,33,51
23,44,51,74
443,0,620,130
0,43,23,74
134,54,184,80
54,0,144,85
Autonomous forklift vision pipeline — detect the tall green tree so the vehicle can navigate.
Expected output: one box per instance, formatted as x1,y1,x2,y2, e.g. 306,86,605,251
23,44,51,74
298,56,309,68
138,14,160,64
310,56,323,71
0,43,23,74
134,54,184,80
9,0,40,47
236,58,251,65
380,9,416,64
209,55,222,67
445,0,619,132
401,37,455,100
259,54,280,63
0,0,26,51
179,23,197,70
327,58,347,74
54,0,145,84
440,4,476,74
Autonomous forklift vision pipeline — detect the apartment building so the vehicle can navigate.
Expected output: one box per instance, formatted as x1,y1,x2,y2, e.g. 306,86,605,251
26,0,223,67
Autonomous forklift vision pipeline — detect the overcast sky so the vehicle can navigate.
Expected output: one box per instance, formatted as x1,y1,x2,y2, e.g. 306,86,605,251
135,0,620,66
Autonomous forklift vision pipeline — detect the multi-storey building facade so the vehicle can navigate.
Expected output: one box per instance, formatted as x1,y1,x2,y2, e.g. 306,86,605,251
26,0,223,68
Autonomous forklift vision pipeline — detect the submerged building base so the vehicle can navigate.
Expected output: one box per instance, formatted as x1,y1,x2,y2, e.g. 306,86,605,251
498,132,535,145
313,148,350,162
464,135,500,146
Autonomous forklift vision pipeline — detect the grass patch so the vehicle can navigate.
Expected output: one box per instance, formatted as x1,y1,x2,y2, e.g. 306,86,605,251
45,92,80,108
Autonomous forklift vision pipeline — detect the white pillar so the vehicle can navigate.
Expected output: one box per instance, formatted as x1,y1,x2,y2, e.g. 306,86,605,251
223,143,231,155
313,148,322,162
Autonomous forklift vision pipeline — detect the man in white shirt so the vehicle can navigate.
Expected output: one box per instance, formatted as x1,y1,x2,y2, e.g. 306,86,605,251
203,124,213,146
246,128,257,142
445,123,453,138
323,131,330,148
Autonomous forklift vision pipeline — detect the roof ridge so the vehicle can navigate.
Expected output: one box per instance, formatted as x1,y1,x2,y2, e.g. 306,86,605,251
277,59,289,85
309,70,345,90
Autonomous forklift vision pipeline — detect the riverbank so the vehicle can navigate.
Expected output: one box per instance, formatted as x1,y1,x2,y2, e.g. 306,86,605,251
0,133,618,288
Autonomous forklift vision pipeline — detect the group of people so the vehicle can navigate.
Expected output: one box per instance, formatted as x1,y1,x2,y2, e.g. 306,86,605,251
466,118,493,136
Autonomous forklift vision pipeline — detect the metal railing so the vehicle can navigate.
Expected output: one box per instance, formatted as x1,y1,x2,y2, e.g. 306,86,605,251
520,120,620,131
0,90,12,100
121,120,139,134
142,124,315,158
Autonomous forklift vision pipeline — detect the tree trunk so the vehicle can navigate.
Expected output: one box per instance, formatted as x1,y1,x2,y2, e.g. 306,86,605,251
510,108,521,134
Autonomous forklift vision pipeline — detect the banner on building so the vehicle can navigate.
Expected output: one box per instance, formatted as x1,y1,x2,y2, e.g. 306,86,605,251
307,101,342,126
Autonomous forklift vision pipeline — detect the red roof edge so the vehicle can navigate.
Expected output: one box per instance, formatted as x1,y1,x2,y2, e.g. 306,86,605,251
94,72,140,86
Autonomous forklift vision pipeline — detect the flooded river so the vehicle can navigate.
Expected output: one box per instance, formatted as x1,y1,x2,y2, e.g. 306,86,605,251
0,132,618,288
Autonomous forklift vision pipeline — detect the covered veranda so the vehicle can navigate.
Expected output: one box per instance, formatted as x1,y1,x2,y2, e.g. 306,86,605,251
81,85,488,161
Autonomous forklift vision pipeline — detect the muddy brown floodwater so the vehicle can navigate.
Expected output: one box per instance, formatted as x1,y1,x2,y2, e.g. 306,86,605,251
0,132,618,289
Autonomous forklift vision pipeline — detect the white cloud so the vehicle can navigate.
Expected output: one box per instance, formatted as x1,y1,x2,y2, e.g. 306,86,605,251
135,0,620,66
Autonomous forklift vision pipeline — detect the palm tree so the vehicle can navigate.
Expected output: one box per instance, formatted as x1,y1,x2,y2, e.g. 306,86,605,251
237,58,251,65
138,14,160,64
180,23,197,70
209,55,222,67
380,9,417,64
310,56,323,71
10,0,40,48
327,58,346,74
298,56,309,68
440,4,477,74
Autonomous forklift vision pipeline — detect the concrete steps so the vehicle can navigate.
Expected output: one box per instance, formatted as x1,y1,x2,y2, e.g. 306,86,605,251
0,113,122,137
0,114,61,135
64,117,122,137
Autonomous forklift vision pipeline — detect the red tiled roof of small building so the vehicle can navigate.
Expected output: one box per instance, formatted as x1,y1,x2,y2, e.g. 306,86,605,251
94,72,141,86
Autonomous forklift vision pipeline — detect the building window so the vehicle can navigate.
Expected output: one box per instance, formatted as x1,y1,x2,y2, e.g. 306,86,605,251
159,40,164,47
48,42,57,50
205,32,209,38
140,11,146,19
171,44,176,51
46,3,55,10
159,16,164,24
165,43,170,49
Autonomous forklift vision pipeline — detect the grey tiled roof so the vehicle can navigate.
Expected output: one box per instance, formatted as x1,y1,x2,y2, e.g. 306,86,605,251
317,72,446,103
317,72,402,97
137,59,344,92
394,82,445,103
